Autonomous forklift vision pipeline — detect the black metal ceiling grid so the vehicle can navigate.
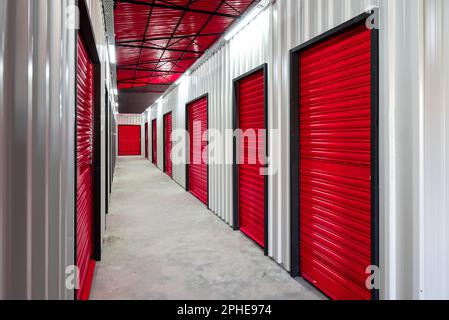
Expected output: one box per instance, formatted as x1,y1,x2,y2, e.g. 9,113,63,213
114,0,258,88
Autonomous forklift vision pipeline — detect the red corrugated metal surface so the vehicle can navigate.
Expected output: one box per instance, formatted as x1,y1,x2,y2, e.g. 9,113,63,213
76,35,95,300
145,122,149,159
152,119,157,164
188,97,208,205
298,24,372,300
237,70,265,247
118,125,141,156
164,113,173,177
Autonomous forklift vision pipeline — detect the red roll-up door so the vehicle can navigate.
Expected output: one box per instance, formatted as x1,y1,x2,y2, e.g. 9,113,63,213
145,122,149,159
237,69,266,248
164,113,173,177
187,96,208,205
298,24,373,300
152,119,157,165
76,35,95,300
118,125,141,156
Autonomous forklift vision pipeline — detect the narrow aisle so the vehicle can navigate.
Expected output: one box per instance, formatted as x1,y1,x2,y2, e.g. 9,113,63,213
90,157,325,300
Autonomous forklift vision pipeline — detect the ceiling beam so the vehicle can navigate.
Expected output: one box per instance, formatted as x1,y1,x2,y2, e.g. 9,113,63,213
117,0,240,18
116,32,222,44
118,67,184,73
165,0,226,75
118,57,197,68
116,43,204,54
118,76,163,83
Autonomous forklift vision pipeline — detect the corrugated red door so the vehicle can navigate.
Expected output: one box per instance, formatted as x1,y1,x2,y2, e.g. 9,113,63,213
237,69,266,248
152,119,157,165
76,35,95,300
187,97,208,205
145,122,149,159
118,125,141,156
298,24,372,300
164,113,173,177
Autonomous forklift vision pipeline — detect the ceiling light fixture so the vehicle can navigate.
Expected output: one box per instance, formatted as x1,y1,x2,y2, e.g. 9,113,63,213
175,75,185,86
109,45,116,64
224,0,270,41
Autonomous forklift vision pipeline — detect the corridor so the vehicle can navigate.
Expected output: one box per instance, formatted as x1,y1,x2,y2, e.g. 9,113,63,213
3,0,449,302
90,157,324,300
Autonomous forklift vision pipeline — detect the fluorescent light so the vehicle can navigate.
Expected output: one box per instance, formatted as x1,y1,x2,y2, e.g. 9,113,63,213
175,75,185,86
109,45,116,64
224,0,270,41
258,0,270,7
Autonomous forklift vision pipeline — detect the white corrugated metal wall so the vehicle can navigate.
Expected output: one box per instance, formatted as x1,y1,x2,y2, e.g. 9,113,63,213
0,0,113,299
145,0,449,299
146,107,167,170
0,0,77,300
422,0,449,299
117,113,144,125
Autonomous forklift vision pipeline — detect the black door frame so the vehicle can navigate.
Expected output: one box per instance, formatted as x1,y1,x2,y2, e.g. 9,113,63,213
289,12,379,300
151,118,157,165
74,0,102,299
105,88,109,214
185,94,209,208
163,111,173,177
109,103,113,193
232,64,269,256
111,114,117,181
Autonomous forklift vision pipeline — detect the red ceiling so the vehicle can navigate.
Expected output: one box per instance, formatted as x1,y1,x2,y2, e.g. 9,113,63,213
114,0,257,89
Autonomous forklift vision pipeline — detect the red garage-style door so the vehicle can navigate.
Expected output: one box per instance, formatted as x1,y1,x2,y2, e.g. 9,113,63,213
152,119,157,165
118,125,141,156
298,23,374,300
164,113,173,177
236,68,266,248
187,96,208,205
76,35,95,300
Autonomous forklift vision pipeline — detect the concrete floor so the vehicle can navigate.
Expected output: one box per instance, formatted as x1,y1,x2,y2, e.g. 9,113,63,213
90,156,325,300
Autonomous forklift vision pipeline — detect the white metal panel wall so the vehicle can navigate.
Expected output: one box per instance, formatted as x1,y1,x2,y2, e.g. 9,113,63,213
117,113,143,125
0,0,111,299
146,103,172,170
422,0,449,299
0,0,77,299
147,0,449,299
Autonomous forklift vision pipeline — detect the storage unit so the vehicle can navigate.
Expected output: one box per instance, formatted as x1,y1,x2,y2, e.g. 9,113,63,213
290,16,378,300
233,66,268,251
164,112,173,177
118,125,141,156
186,96,208,205
145,122,149,159
76,34,96,301
152,119,157,165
